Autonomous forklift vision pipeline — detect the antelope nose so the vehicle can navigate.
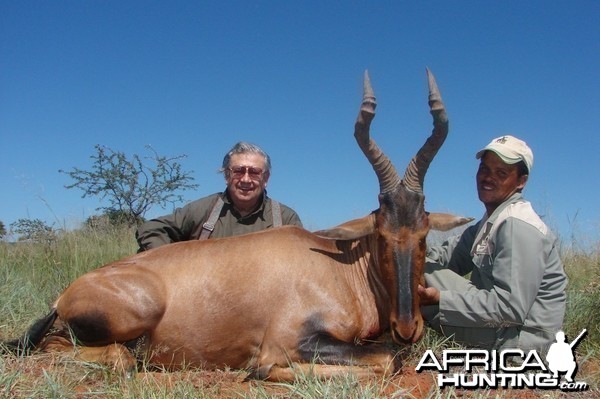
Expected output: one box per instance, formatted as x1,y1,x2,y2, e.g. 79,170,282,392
391,316,424,344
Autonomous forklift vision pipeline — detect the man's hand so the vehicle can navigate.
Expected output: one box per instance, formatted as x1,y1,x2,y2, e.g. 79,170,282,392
418,284,440,306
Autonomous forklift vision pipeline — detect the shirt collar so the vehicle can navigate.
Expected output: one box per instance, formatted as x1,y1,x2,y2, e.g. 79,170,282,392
222,190,268,220
482,192,524,223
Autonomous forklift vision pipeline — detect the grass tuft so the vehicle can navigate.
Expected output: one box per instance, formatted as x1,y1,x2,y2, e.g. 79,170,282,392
1,223,598,397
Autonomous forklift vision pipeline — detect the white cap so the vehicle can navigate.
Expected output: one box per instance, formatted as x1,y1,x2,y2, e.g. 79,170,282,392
476,135,533,173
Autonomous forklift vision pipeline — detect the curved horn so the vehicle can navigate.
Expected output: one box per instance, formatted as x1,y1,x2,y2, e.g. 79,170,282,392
402,68,449,194
354,71,401,193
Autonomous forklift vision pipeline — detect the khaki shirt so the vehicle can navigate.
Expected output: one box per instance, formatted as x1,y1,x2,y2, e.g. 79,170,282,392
426,193,568,351
136,191,302,251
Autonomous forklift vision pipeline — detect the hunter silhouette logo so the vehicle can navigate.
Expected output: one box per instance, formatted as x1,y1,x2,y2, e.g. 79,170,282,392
546,329,587,383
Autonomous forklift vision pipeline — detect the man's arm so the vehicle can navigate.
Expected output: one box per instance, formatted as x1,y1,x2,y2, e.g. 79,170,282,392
437,218,546,327
279,202,303,228
136,213,186,251
426,223,479,276
136,197,214,251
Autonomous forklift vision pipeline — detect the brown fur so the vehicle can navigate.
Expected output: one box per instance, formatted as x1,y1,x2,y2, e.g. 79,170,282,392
8,70,472,381
43,227,408,379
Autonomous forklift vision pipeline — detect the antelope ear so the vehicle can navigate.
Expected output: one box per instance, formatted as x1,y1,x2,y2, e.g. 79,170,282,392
428,213,474,231
314,213,377,240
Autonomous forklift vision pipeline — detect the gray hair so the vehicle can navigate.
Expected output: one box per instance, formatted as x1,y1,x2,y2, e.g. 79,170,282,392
221,142,271,174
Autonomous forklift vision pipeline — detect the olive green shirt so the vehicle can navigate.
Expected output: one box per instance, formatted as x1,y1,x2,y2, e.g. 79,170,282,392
136,191,302,251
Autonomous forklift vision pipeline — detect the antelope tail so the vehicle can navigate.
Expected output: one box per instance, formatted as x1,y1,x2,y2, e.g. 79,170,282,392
2,308,58,355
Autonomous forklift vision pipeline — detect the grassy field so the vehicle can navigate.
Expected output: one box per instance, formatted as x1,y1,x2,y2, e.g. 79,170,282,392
0,224,598,398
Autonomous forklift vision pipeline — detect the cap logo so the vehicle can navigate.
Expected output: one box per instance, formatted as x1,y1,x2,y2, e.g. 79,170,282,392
495,136,509,144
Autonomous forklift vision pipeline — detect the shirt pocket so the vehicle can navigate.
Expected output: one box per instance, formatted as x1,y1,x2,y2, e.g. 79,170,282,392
471,252,495,288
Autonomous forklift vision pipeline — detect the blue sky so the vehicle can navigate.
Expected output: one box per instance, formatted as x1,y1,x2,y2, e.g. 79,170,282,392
1,1,599,245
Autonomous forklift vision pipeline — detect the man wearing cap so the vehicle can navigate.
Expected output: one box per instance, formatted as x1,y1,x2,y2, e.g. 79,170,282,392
419,135,568,353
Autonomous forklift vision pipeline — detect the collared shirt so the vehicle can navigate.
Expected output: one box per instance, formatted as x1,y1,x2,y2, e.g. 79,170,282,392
136,191,302,251
426,193,568,351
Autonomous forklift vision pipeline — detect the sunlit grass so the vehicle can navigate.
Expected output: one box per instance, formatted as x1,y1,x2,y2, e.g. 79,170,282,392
1,223,598,397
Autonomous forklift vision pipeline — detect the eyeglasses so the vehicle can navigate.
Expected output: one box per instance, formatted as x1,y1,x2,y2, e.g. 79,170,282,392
228,165,264,180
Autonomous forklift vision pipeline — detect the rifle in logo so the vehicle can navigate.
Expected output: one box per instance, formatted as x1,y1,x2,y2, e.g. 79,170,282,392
546,329,587,383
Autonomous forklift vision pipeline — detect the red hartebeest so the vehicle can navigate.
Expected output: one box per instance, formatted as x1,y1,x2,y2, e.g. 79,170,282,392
5,70,471,381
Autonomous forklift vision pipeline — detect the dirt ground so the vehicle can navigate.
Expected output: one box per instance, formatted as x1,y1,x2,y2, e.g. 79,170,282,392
2,352,565,399
120,365,547,398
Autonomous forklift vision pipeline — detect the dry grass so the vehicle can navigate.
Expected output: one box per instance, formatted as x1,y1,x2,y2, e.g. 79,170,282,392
1,224,598,398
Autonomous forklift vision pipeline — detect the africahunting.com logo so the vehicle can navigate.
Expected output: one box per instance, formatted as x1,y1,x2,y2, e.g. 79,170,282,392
416,329,588,392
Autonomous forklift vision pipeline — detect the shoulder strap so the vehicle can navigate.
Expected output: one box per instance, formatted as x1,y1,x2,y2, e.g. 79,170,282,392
271,200,282,227
199,197,225,240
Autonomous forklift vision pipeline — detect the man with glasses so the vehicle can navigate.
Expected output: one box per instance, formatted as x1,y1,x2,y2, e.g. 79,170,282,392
136,142,302,251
